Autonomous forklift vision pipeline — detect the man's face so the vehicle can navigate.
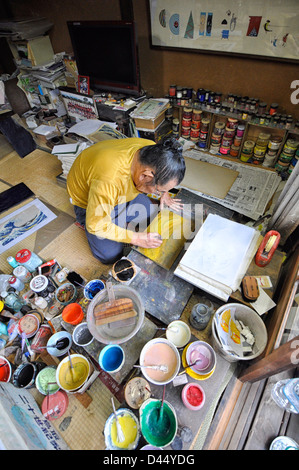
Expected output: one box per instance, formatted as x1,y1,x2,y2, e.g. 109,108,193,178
136,172,178,197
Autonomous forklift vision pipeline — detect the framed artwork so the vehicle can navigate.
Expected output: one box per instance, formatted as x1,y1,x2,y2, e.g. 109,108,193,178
149,0,299,61
78,75,90,95
0,199,56,254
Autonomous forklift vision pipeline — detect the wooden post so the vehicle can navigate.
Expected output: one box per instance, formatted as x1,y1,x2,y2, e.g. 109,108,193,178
239,335,299,383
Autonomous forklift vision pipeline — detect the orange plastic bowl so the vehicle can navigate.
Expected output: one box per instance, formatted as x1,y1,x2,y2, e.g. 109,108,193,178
62,303,84,325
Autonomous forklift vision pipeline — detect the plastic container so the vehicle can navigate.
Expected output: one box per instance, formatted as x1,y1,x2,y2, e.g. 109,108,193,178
271,378,299,414
46,331,72,357
15,249,42,273
212,303,268,363
0,356,12,382
185,340,216,375
83,279,105,301
62,302,84,325
166,320,191,348
8,276,24,292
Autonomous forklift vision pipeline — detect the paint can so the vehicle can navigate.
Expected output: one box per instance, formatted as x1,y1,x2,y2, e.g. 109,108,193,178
166,320,191,348
99,344,125,373
169,84,176,97
227,117,238,129
139,398,177,448
182,106,192,119
172,118,180,132
190,128,199,141
104,407,140,450
230,145,239,158
139,338,180,385
236,124,245,137
15,249,43,273
213,121,225,135
12,361,46,389
200,118,210,132
13,265,32,284
56,354,90,392
30,274,55,299
30,323,52,353
124,376,151,409
181,126,190,138
269,103,278,115
181,117,191,128
192,109,202,121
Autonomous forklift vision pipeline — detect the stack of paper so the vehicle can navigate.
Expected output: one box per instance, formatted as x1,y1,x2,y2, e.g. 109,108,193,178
52,143,88,179
174,214,260,301
130,98,169,119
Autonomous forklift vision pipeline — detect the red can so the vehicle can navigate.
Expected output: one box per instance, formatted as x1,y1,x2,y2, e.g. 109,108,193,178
30,324,53,352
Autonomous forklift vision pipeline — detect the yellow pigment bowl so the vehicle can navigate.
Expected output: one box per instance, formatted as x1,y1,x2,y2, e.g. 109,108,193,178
56,354,90,392
104,408,140,450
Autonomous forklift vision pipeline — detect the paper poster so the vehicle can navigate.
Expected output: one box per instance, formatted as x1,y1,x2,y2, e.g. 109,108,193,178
0,199,57,254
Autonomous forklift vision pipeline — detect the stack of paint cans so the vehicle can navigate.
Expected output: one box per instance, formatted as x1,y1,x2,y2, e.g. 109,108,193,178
219,117,238,156
275,139,299,175
197,117,210,150
252,132,271,165
210,121,224,153
240,140,255,162
190,109,202,142
289,146,299,175
262,135,283,168
181,106,193,139
172,118,180,139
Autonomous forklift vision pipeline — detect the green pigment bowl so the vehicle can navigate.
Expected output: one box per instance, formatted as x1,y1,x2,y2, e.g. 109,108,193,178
139,398,177,448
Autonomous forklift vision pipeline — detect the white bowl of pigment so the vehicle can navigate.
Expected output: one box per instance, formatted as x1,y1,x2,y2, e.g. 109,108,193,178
72,322,93,347
166,320,191,348
139,338,180,385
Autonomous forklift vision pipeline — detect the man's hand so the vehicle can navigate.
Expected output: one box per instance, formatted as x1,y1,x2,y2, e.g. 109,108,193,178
131,232,163,249
160,192,183,211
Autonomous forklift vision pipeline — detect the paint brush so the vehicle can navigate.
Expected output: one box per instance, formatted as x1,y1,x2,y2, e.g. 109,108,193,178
178,359,200,376
159,385,166,422
133,364,169,373
111,397,125,443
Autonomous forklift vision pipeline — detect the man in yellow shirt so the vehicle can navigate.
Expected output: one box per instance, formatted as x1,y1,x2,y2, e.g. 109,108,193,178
67,136,185,264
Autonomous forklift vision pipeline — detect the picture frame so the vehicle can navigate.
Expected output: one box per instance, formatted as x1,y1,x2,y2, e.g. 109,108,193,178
78,75,90,95
149,0,299,62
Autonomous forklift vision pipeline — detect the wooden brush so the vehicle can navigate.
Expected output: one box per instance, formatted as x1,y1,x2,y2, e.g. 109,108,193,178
93,281,136,326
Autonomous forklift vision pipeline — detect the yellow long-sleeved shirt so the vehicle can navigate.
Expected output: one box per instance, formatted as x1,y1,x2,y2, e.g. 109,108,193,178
67,138,155,243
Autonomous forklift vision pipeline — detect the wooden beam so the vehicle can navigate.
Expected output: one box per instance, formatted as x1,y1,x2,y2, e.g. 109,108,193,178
239,335,299,383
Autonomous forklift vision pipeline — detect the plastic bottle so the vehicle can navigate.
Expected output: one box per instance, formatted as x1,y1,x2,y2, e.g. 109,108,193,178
271,378,299,414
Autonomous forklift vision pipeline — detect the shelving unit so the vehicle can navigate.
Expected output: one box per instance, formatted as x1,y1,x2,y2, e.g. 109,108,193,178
171,104,299,176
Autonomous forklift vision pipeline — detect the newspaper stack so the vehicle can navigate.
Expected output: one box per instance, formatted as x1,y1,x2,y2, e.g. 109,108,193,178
52,142,88,180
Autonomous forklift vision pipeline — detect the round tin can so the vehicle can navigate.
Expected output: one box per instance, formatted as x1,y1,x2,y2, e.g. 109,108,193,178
200,118,210,132
236,124,245,137
191,120,201,130
181,117,191,128
190,128,199,140
192,109,202,121
227,117,238,129
30,275,55,298
230,145,239,158
172,119,180,132
169,85,176,97
13,265,32,283
268,136,282,150
234,136,242,147
183,107,192,119
181,126,191,138
220,146,230,155
199,130,208,140
31,324,53,352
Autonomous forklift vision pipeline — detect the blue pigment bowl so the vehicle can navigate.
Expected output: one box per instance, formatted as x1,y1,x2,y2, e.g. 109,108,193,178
84,279,105,300
99,344,125,373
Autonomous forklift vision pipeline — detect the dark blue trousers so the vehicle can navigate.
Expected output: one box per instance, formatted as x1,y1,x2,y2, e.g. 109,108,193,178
74,194,158,264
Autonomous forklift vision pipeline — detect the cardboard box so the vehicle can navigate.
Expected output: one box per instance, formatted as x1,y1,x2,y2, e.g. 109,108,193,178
137,120,172,142
133,110,166,130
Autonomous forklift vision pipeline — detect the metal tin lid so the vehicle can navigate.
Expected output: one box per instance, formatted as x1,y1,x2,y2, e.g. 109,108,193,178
30,275,48,293
42,390,69,421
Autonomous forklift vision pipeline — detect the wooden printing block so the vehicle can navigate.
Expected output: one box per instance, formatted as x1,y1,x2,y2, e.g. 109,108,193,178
241,276,259,301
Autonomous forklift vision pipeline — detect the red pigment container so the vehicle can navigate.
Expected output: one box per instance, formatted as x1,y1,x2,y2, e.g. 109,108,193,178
181,382,205,411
